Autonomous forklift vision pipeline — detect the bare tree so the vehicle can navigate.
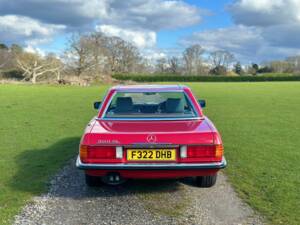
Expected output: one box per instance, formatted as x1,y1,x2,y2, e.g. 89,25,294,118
86,32,108,75
0,48,13,70
45,53,63,81
286,56,300,72
118,41,141,73
103,36,141,73
65,32,144,78
210,50,235,70
64,34,96,77
168,57,180,74
156,57,167,73
17,52,60,83
103,36,124,73
182,44,204,75
270,61,293,73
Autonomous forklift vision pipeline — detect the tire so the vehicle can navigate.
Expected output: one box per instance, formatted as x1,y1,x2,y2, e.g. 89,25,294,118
195,175,217,188
85,174,100,187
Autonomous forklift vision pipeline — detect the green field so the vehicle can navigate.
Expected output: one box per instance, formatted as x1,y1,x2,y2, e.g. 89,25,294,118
0,82,299,225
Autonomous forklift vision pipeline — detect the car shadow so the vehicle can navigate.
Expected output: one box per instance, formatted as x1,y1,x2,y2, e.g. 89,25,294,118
11,137,187,199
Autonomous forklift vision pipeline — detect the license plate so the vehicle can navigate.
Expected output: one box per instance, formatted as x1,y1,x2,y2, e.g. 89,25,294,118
127,149,176,161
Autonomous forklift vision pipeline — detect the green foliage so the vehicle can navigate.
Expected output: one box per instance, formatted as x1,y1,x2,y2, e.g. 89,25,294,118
209,65,227,75
0,43,8,50
248,63,259,75
113,73,300,82
10,44,23,54
234,62,243,75
252,63,259,71
259,72,294,77
0,69,24,79
257,66,273,73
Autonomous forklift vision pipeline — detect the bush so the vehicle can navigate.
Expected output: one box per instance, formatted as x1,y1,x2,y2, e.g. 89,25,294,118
112,74,300,82
210,66,227,75
0,69,24,80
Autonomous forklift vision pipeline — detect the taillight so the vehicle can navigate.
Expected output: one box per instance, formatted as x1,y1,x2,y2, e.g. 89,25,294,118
215,145,223,159
180,144,223,163
80,145,88,162
88,146,116,159
79,145,123,163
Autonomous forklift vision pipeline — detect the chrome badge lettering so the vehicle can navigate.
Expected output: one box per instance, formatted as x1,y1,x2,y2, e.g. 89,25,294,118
97,139,120,144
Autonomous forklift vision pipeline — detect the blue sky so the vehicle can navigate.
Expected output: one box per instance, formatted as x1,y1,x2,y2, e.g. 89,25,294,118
156,0,233,49
1,0,300,63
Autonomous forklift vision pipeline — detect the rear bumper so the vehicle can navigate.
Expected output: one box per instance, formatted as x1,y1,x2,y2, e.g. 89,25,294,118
76,156,227,170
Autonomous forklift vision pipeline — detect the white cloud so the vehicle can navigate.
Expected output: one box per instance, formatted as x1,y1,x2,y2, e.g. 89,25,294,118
180,0,300,63
180,24,300,63
0,15,65,36
0,0,202,31
96,25,156,48
142,49,167,61
229,0,300,26
24,45,46,57
141,47,184,66
0,0,109,28
101,0,202,31
0,15,65,46
0,0,203,53
180,25,264,61
182,25,262,51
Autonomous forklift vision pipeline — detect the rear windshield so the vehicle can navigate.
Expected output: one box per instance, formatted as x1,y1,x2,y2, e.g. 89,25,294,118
104,91,197,119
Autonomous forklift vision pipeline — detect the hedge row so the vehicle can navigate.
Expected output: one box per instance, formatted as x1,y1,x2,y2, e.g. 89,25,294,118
113,74,300,82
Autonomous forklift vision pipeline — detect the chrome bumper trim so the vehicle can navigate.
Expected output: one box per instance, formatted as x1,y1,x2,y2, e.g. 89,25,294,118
76,156,227,170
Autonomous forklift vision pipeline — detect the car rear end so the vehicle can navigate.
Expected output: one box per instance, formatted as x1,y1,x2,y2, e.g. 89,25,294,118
77,142,226,178
76,85,226,186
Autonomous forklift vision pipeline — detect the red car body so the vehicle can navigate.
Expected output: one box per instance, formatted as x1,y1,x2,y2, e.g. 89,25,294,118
76,85,226,186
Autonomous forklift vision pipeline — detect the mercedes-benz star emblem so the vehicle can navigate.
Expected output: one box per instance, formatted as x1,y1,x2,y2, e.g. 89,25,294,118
147,134,157,143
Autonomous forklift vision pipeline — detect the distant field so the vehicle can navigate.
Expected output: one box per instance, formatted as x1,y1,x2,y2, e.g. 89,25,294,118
0,82,299,225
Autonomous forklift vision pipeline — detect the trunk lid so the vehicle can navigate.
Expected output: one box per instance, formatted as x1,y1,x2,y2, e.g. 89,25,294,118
86,119,214,145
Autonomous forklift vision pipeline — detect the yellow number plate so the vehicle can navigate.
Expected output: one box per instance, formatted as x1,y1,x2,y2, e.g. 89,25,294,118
127,149,176,161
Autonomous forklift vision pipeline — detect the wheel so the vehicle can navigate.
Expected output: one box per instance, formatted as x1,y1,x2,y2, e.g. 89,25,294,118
195,174,217,187
85,174,100,187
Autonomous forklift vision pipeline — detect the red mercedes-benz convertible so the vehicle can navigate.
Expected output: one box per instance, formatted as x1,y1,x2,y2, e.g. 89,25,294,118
76,85,226,187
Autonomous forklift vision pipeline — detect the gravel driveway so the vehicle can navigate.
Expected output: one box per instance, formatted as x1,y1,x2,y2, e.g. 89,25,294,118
14,159,263,225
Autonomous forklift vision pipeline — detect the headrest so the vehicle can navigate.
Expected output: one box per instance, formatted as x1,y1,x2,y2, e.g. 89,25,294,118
115,97,133,113
165,98,184,113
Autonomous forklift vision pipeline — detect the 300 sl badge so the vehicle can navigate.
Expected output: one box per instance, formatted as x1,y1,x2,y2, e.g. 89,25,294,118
97,139,120,144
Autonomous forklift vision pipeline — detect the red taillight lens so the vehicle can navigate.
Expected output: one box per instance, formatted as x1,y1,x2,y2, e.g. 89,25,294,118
88,146,116,159
80,145,121,163
181,145,223,163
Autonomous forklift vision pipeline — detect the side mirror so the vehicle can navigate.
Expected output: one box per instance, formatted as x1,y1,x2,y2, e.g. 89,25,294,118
94,101,101,110
198,99,206,108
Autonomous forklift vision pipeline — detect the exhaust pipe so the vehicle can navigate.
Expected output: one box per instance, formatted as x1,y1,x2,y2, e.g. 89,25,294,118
102,172,126,185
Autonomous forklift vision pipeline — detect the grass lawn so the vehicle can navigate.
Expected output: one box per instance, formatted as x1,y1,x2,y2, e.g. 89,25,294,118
0,82,299,225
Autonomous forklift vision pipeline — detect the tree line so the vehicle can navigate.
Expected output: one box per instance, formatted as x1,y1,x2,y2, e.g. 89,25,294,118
1,32,300,84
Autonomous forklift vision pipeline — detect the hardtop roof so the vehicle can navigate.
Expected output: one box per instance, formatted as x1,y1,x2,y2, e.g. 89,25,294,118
110,85,189,92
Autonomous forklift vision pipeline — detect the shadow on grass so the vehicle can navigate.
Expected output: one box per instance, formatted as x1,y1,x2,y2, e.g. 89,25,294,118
10,137,81,196
10,137,184,199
